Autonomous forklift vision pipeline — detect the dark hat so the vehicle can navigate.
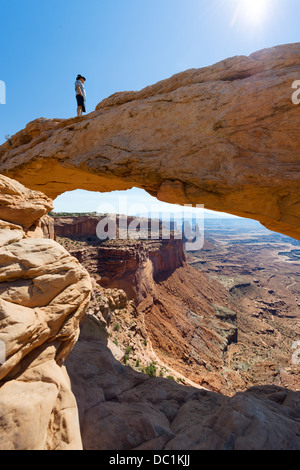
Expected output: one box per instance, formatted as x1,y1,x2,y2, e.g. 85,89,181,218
76,74,86,81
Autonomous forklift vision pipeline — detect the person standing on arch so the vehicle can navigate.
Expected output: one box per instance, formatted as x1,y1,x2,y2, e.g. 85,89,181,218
75,74,86,116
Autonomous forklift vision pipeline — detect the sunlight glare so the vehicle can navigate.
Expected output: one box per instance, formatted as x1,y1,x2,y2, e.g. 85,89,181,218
241,0,270,25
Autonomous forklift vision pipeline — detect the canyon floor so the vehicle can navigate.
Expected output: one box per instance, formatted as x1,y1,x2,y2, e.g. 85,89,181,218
54,214,300,397
187,217,300,394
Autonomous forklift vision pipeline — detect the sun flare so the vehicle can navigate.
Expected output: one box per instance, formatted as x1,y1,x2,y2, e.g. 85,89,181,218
232,0,272,27
244,0,269,22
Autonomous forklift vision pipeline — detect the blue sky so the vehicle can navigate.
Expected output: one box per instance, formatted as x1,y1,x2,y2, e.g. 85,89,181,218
0,0,299,215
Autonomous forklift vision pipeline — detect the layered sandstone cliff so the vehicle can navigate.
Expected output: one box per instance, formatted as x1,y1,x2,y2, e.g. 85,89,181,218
0,175,92,450
0,44,300,239
54,215,100,239
54,215,184,302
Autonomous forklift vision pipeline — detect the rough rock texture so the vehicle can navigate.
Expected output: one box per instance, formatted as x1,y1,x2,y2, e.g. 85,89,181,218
0,175,92,450
66,314,300,451
1,43,300,450
0,44,300,239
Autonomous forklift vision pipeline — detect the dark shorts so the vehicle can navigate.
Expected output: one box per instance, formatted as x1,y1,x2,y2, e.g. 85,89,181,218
76,94,86,113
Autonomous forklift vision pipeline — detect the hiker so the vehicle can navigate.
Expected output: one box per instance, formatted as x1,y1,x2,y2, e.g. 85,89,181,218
75,74,86,116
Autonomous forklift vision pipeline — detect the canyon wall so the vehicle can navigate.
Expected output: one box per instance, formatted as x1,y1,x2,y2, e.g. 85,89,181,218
54,216,100,239
54,215,185,303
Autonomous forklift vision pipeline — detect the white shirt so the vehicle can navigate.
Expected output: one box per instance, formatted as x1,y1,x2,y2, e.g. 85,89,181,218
75,80,86,99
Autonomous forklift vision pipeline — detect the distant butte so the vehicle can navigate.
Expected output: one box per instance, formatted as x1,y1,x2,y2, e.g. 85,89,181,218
0,44,300,239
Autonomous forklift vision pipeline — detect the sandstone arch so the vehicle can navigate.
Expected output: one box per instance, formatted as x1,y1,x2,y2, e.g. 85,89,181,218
0,43,300,239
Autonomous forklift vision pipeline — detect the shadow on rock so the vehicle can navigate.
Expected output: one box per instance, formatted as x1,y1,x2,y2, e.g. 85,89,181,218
66,315,300,451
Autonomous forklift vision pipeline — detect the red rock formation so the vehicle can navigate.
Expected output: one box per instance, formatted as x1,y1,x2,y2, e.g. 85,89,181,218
96,238,186,303
54,216,100,239
54,215,185,303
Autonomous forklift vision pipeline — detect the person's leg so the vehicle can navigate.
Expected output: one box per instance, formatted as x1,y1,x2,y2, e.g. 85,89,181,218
76,95,83,116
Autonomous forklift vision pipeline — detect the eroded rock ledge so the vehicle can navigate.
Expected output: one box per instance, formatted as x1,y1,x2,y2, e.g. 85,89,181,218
0,43,300,239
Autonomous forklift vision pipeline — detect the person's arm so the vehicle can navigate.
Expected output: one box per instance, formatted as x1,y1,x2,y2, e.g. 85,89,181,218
76,82,82,95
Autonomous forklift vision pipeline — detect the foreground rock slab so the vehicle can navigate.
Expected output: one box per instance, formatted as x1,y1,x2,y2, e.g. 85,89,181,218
66,315,300,451
0,44,300,239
